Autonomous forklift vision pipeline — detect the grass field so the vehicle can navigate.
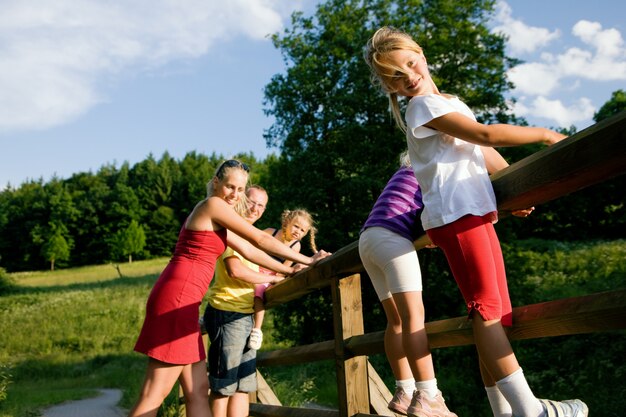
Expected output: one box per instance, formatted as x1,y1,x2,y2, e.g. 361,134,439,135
0,259,339,417
0,259,171,417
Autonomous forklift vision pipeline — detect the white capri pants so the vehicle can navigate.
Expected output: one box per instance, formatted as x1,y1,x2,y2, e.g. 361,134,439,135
358,226,423,301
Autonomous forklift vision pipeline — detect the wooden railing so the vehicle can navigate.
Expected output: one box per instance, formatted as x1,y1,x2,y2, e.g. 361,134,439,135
186,111,626,417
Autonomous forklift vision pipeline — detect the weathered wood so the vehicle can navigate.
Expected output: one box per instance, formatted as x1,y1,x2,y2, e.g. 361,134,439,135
249,390,258,405
249,403,339,417
491,110,626,211
354,414,391,417
264,241,363,309
506,288,626,340
367,362,402,417
331,274,369,417
263,263,333,309
257,340,335,367
256,370,281,406
257,289,626,371
343,289,626,355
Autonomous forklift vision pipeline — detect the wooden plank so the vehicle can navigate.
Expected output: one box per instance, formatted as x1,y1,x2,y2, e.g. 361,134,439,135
506,288,626,340
264,264,333,309
257,340,335,367
491,110,626,212
249,403,339,417
257,289,626,367
354,414,391,417
331,274,370,417
256,370,282,406
264,241,363,309
367,362,403,417
343,289,626,355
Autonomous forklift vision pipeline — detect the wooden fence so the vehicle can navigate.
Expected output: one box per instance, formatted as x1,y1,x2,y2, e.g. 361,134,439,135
185,111,626,417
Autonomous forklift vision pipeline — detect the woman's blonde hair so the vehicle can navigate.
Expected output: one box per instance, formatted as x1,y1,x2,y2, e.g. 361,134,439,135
281,209,318,253
206,159,250,216
364,26,424,132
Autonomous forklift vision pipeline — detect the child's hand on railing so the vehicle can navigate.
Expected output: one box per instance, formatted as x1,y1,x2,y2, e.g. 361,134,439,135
271,276,285,285
291,263,307,274
311,249,331,264
512,207,535,217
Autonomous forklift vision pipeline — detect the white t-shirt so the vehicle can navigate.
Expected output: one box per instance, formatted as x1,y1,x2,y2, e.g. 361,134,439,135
405,94,497,230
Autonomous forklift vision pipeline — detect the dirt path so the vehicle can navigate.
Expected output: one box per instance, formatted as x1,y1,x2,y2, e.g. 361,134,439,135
41,388,126,417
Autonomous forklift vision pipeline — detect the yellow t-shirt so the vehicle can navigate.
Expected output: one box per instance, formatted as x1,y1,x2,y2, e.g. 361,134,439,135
207,247,257,314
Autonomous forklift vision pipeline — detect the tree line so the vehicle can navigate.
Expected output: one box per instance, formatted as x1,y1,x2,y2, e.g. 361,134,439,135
0,152,264,272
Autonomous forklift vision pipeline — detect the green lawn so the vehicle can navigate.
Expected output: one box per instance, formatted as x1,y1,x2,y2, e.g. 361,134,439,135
0,259,168,417
0,258,339,417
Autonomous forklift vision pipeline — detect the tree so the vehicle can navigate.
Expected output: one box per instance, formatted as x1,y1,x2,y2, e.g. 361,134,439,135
130,153,182,257
262,0,515,250
115,220,146,263
65,169,115,266
41,227,71,271
594,89,626,122
261,0,515,344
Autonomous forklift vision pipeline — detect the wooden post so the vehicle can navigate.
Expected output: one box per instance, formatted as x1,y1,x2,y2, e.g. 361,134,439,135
255,370,282,406
330,274,370,417
367,362,403,416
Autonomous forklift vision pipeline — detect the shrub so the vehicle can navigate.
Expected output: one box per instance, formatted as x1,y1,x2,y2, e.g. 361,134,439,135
0,267,16,296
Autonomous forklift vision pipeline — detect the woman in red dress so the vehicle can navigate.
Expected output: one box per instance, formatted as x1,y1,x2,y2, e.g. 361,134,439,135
129,160,329,417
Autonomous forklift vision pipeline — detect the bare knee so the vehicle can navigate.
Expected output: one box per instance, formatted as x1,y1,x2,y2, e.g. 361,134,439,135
386,319,403,334
184,380,209,404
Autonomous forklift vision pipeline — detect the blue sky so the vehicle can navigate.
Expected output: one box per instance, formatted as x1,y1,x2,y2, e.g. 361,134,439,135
1,0,625,188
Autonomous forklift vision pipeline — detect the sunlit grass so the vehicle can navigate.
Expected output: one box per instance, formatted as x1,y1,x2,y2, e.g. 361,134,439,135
0,256,337,417
12,258,167,288
0,258,168,417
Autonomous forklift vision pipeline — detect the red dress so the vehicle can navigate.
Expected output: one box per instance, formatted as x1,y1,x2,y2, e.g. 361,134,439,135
134,227,227,364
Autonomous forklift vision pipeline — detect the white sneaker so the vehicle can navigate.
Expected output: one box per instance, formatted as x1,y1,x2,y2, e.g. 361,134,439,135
539,398,588,417
247,328,263,350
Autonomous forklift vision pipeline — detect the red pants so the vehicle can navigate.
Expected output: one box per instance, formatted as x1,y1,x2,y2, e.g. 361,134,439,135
427,214,512,326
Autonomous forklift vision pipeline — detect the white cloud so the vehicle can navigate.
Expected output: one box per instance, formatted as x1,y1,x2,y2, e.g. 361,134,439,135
0,0,298,132
507,19,626,99
573,20,623,58
507,62,561,95
557,21,626,81
495,2,626,128
512,96,595,127
493,1,560,55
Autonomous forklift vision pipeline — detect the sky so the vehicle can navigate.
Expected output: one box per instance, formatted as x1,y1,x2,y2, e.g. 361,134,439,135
1,0,625,188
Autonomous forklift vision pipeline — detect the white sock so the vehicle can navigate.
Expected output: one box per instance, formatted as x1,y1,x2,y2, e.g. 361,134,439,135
496,368,544,417
396,378,415,396
415,378,439,399
485,385,513,417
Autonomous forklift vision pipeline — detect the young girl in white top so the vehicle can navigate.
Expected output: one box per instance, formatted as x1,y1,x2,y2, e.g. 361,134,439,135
364,26,587,417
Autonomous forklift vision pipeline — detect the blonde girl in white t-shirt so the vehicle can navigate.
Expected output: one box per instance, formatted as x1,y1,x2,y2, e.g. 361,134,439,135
364,26,587,417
